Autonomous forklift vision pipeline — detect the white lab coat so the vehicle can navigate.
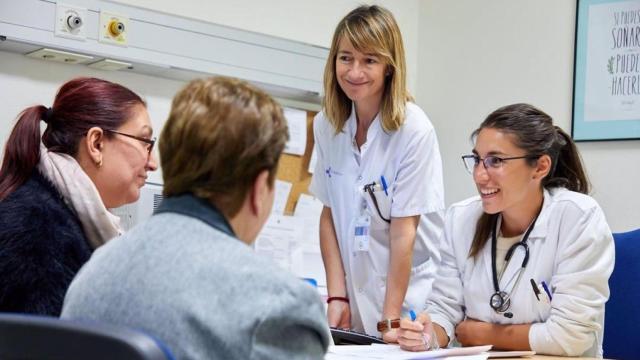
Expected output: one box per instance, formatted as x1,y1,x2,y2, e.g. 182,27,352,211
310,103,445,335
428,187,614,358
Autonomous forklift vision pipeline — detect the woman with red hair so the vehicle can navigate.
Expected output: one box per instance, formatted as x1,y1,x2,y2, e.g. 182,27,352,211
0,77,158,315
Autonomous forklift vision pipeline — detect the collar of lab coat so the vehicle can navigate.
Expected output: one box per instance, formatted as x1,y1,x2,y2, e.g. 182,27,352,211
493,188,552,242
345,102,382,147
527,188,553,240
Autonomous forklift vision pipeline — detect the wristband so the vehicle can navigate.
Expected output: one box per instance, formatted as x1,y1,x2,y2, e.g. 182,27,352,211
326,296,349,304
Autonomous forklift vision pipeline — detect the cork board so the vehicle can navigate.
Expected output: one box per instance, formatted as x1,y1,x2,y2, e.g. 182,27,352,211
275,110,317,215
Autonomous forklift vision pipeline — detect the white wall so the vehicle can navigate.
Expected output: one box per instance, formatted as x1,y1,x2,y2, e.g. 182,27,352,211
417,0,640,232
115,0,420,94
0,51,183,184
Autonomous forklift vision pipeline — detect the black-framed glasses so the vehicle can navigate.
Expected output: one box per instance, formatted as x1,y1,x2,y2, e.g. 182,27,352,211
104,129,156,158
461,154,540,174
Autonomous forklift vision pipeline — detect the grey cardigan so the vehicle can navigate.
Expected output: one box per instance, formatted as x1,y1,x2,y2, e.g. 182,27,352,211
62,194,330,360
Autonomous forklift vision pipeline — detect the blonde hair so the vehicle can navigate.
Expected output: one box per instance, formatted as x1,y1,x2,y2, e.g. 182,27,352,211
323,5,413,134
159,77,289,218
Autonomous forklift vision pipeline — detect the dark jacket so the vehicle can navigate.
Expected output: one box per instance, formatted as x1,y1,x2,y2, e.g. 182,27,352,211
0,171,92,316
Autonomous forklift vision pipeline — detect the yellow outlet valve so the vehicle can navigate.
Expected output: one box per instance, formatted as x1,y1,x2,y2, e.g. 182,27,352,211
108,20,125,37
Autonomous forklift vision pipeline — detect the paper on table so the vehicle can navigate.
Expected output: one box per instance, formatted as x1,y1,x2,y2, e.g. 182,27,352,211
487,350,535,358
254,214,303,274
283,107,307,156
272,180,292,215
325,344,491,360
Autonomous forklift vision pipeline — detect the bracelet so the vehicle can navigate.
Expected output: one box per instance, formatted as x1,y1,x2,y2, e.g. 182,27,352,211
376,318,401,332
326,296,349,304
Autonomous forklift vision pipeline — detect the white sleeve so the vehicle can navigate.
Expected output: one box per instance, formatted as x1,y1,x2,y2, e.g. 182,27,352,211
391,126,445,217
529,205,614,356
308,114,331,207
426,206,466,344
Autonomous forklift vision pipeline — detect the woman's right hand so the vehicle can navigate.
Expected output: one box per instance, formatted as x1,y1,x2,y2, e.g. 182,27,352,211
327,300,351,329
397,312,436,351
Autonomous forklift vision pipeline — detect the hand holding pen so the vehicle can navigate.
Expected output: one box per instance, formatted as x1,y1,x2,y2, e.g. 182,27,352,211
397,310,440,352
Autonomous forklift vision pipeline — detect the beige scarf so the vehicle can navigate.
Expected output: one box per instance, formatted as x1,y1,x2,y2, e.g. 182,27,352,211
37,144,122,249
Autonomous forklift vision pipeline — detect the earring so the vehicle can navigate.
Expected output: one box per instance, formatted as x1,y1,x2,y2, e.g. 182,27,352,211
96,159,103,168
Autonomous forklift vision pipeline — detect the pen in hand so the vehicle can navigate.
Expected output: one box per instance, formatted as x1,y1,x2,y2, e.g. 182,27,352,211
409,310,432,351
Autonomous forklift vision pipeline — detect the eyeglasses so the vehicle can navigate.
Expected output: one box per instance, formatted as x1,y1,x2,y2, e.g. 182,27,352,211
104,129,156,158
461,154,540,174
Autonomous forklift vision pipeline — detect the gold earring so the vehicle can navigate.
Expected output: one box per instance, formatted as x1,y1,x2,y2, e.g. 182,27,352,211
96,159,102,168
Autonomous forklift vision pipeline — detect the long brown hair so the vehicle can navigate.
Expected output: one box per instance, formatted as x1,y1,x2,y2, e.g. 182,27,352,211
323,5,413,134
0,77,145,201
468,103,589,257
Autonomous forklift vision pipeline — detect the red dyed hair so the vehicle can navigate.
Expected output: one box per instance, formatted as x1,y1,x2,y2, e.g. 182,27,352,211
0,77,145,200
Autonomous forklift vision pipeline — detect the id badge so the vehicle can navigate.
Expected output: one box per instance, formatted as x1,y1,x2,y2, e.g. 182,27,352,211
354,215,371,252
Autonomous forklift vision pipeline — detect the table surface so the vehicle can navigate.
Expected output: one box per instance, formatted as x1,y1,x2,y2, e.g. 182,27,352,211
508,356,600,360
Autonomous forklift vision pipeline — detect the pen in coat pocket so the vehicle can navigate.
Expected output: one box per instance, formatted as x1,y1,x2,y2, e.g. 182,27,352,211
530,279,541,301
380,175,388,196
541,281,553,301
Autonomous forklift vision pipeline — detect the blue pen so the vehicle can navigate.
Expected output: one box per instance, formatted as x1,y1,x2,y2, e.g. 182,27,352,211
409,309,431,349
541,281,553,301
380,175,388,196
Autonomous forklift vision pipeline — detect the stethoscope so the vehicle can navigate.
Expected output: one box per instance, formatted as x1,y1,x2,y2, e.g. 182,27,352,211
363,181,390,223
489,214,538,319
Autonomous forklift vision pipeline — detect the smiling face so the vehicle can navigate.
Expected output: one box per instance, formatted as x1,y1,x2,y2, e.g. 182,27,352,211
472,128,543,217
97,104,158,208
335,37,387,109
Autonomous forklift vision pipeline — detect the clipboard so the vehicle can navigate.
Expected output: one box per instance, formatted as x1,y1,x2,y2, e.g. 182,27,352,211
330,327,385,345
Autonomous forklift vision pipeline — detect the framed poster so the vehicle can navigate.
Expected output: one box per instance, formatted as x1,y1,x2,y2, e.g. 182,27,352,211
573,0,640,141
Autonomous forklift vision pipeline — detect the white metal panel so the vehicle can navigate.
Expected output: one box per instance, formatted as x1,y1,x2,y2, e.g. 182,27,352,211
0,0,328,103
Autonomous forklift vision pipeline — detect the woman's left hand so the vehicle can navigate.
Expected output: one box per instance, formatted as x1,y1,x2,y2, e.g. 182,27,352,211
455,318,492,346
382,328,399,343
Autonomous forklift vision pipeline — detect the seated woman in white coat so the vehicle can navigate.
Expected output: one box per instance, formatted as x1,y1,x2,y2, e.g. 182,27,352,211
397,103,614,357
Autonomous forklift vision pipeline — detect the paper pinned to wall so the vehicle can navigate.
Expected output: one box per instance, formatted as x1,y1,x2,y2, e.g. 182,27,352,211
294,193,326,286
283,107,307,156
254,214,304,274
308,146,318,174
272,180,292,215
294,193,323,243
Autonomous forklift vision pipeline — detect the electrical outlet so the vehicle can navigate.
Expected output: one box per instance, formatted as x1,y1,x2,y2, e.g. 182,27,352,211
54,3,87,41
99,11,129,47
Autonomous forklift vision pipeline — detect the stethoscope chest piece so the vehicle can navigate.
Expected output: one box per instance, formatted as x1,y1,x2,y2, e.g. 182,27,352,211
490,290,511,313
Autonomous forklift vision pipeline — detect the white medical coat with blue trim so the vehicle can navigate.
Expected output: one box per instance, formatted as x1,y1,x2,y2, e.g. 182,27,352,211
310,102,445,335
428,187,614,357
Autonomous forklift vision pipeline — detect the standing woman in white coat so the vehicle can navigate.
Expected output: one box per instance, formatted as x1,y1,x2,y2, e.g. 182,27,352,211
398,103,614,357
310,5,445,341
